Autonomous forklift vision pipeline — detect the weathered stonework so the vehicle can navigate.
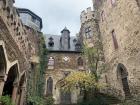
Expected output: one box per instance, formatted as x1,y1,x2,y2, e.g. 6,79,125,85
92,0,140,100
45,28,84,105
0,0,43,105
46,52,84,104
79,7,105,75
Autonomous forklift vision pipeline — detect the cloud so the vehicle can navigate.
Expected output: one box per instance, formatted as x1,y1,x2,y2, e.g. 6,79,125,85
15,0,92,36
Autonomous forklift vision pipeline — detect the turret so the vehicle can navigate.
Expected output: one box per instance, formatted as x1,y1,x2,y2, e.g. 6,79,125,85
80,7,95,24
60,27,70,50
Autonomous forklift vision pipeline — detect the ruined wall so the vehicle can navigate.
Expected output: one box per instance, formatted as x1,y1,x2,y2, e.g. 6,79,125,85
93,0,140,98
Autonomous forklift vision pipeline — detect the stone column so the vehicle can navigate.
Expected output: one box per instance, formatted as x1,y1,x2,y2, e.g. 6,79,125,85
0,76,5,96
19,86,25,105
12,83,18,103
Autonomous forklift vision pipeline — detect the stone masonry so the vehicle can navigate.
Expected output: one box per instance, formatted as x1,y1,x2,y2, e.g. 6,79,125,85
91,0,140,100
45,28,85,105
0,0,43,105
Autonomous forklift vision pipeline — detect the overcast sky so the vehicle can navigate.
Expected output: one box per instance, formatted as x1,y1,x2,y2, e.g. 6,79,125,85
15,0,93,36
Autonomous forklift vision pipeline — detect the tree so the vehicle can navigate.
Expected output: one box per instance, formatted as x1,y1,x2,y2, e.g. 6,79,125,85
57,71,101,101
63,71,97,90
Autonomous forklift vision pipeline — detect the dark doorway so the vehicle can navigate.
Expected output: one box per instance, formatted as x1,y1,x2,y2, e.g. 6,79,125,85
117,63,131,99
0,46,6,76
60,91,71,104
2,64,18,97
47,77,53,96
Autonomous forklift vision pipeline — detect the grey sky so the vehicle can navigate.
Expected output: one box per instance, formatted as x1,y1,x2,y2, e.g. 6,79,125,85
15,0,92,36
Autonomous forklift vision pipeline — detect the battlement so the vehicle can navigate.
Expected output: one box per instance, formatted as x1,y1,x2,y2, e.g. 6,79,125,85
80,7,94,24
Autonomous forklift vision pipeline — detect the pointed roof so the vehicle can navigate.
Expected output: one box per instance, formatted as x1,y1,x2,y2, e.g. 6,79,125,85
61,27,70,33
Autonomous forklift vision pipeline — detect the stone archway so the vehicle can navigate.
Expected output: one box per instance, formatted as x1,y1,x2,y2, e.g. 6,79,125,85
117,63,131,99
0,45,7,95
60,90,71,104
2,64,19,102
0,46,6,76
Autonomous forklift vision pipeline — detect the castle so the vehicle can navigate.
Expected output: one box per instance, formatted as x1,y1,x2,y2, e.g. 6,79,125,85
0,0,140,105
80,0,140,103
45,27,84,104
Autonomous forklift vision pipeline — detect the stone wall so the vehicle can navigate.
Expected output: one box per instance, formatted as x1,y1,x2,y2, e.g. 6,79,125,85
0,0,42,104
47,52,85,70
93,0,140,98
80,7,105,77
45,52,84,104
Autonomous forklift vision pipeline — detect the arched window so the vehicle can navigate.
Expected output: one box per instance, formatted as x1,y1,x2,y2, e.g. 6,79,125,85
111,29,118,49
77,57,83,66
47,77,53,96
117,63,131,99
85,27,92,39
101,10,105,22
77,57,84,70
48,57,54,69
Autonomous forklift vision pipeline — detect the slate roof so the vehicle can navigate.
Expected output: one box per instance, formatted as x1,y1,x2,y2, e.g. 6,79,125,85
45,34,81,52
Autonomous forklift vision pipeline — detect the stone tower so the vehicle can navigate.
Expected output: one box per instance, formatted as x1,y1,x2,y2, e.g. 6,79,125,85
92,0,140,100
79,7,105,75
80,7,95,47
60,27,70,50
80,7,95,24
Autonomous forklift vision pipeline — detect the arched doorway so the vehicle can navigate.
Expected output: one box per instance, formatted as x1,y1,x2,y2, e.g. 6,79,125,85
0,46,6,76
117,63,131,99
60,90,71,104
2,64,19,98
0,46,7,95
46,77,53,96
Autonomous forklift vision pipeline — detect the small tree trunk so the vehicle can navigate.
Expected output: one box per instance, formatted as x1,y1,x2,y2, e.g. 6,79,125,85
83,89,87,101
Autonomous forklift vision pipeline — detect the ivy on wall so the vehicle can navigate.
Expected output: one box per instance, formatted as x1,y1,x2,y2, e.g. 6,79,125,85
26,33,47,105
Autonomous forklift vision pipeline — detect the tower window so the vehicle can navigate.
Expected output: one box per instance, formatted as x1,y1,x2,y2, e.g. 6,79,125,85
105,75,108,83
111,30,118,49
77,57,84,70
85,27,92,39
101,10,105,22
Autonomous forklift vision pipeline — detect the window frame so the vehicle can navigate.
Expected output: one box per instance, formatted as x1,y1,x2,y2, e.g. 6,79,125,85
85,27,92,39
111,30,118,49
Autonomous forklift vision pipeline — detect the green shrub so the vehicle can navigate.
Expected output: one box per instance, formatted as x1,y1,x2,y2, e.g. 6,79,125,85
45,96,54,105
0,95,15,105
27,96,45,105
